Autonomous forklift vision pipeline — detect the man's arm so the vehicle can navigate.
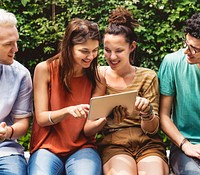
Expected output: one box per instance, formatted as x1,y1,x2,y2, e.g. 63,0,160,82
160,95,185,147
160,94,200,159
10,117,30,139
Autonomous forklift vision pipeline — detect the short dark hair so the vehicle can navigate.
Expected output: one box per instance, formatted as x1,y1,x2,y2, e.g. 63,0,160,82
184,12,200,39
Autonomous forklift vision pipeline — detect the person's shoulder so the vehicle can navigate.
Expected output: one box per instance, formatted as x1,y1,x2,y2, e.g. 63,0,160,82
34,60,49,74
136,67,157,76
98,65,109,81
98,65,109,76
163,48,185,64
35,60,47,68
136,67,157,81
13,60,27,68
98,65,109,71
13,60,31,75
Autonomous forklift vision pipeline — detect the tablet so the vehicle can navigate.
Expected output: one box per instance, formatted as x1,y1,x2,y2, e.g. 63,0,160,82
88,90,137,120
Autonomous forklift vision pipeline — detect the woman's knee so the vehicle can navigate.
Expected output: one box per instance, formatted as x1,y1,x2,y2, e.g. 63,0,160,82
28,149,64,175
66,148,102,175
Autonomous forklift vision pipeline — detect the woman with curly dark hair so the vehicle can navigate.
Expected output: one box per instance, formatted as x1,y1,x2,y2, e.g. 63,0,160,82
159,12,200,175
84,7,169,175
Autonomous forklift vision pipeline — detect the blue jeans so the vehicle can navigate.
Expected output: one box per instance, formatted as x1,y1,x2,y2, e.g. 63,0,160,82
0,154,27,175
28,148,102,175
170,144,200,175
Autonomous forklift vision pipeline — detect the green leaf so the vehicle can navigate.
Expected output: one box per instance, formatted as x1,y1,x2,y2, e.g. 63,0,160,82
21,0,29,6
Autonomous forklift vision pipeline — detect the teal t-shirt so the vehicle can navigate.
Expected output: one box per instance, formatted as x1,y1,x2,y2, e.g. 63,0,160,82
158,49,200,144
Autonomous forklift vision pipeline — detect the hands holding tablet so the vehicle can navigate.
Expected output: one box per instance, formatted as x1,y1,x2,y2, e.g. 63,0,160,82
107,96,152,124
88,90,137,120
135,96,151,113
107,105,129,123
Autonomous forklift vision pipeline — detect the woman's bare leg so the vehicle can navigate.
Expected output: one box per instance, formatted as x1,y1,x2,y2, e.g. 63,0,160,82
137,156,169,175
103,154,137,175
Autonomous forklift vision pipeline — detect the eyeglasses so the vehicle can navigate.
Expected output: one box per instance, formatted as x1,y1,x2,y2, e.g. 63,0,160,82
184,40,200,55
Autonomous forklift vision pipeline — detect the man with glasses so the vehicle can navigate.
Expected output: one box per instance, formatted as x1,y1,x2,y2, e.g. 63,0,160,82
158,12,200,174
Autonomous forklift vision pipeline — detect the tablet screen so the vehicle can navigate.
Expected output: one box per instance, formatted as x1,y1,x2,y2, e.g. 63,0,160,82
88,90,137,120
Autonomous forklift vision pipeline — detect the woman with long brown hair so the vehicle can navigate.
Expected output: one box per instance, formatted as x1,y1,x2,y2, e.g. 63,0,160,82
28,18,102,175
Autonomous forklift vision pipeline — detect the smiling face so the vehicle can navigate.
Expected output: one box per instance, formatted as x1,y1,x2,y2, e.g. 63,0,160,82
0,25,19,65
184,34,200,68
72,39,99,75
104,34,136,71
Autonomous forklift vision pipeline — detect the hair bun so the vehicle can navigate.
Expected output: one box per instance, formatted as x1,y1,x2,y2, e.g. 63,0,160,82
108,7,138,28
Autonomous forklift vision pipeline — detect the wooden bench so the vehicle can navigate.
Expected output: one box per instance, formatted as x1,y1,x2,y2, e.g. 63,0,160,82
25,151,30,161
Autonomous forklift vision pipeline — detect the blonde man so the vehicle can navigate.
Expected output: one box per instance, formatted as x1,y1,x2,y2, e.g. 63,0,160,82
0,9,32,175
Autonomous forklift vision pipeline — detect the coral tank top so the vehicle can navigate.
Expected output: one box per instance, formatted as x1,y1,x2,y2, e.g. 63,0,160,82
30,59,95,156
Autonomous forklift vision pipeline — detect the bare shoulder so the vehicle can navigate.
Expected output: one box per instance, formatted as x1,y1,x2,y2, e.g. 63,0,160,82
98,65,109,72
98,66,109,79
93,66,108,96
35,61,48,72
34,61,50,82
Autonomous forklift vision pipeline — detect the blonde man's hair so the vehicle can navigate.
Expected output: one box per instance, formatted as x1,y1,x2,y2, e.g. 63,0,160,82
0,9,17,27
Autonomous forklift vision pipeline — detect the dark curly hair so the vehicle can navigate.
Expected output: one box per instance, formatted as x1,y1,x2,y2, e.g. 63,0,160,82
106,7,138,43
105,7,139,64
184,12,200,39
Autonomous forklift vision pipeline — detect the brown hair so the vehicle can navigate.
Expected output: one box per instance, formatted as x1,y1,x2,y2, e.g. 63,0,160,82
105,7,139,64
49,18,101,93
